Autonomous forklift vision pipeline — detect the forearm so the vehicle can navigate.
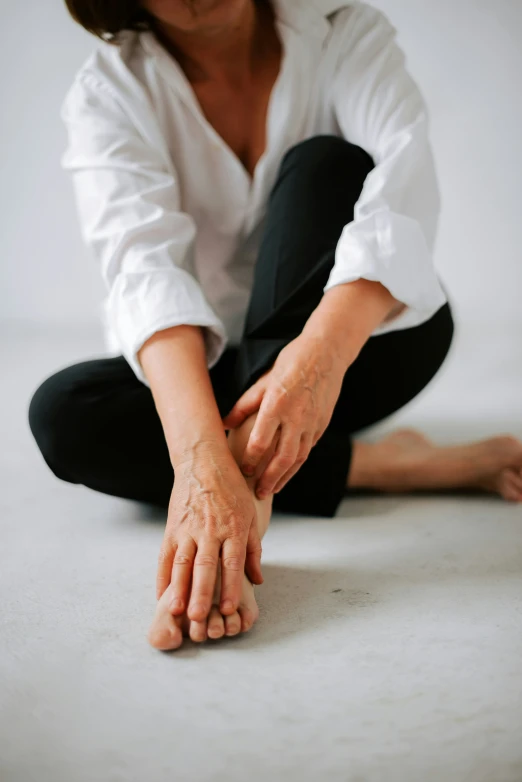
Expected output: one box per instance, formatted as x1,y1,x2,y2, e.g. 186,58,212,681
301,279,406,369
137,325,230,468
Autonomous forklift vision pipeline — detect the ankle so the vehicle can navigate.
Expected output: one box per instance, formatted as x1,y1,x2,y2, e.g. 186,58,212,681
347,440,379,488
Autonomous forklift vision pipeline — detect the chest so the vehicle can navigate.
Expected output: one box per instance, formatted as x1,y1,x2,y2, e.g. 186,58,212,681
190,55,282,180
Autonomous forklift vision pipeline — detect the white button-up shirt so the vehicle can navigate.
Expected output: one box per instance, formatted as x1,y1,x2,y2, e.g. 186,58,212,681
60,0,448,387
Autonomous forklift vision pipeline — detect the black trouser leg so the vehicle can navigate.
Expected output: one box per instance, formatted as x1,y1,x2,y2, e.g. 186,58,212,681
233,136,378,398
28,136,454,517
27,345,245,509
231,136,454,516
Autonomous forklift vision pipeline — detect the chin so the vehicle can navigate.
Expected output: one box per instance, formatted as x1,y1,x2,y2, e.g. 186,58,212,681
192,0,249,24
148,0,250,31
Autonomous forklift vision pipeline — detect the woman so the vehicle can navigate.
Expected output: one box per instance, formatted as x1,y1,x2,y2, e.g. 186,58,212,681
29,0,522,651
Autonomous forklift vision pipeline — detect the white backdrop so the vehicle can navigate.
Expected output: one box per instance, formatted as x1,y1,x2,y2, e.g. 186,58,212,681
2,0,521,332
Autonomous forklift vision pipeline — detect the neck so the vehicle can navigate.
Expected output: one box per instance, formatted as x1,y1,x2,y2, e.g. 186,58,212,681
151,1,267,84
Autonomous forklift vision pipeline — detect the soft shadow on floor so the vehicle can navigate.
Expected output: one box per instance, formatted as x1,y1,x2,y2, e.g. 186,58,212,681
156,543,518,657
156,562,377,658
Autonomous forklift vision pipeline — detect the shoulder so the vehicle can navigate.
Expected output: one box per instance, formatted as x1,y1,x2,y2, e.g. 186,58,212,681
60,30,148,120
313,0,397,42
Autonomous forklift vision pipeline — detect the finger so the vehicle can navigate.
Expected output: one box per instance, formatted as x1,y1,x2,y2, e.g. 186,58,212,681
255,426,301,498
245,524,263,585
156,541,175,601
272,432,313,494
219,536,247,615
312,428,324,447
222,379,266,429
187,539,221,622
241,412,281,476
148,585,184,651
169,537,197,615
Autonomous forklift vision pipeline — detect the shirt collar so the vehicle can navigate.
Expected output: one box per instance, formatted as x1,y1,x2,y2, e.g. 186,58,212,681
138,0,352,57
136,0,352,104
272,0,352,40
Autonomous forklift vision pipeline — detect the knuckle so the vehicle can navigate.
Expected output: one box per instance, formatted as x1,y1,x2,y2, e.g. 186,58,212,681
225,514,247,533
194,555,218,568
157,547,170,566
248,440,266,457
193,588,213,602
274,384,290,401
223,556,243,571
174,553,192,566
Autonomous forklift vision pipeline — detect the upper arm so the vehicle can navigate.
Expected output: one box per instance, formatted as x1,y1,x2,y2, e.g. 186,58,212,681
331,5,430,156
59,73,227,384
60,73,196,285
330,4,440,246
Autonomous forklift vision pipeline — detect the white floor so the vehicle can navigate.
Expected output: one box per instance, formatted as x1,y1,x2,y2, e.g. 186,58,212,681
1,323,522,782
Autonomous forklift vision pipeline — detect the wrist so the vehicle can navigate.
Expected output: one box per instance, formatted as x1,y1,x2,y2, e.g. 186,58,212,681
302,280,401,369
170,436,234,471
301,320,362,372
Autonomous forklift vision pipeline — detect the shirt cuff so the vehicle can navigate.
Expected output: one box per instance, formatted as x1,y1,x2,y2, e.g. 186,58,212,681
106,269,228,387
324,213,448,332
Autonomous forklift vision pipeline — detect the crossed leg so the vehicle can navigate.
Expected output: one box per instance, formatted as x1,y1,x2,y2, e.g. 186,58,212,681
148,410,275,651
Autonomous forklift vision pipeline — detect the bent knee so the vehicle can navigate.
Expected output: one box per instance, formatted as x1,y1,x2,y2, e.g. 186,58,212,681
281,134,374,176
28,366,86,482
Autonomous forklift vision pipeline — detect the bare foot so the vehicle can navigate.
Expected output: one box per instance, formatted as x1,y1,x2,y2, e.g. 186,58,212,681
348,428,522,502
148,405,274,651
147,567,259,651
147,486,269,651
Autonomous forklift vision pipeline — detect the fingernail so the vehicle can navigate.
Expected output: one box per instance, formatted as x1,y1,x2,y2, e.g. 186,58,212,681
257,490,268,499
221,600,234,613
243,466,254,476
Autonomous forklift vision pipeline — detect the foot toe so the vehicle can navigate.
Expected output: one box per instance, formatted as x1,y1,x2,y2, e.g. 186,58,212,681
189,620,208,643
207,607,225,639
500,469,522,502
148,621,183,651
224,611,242,637
239,605,259,632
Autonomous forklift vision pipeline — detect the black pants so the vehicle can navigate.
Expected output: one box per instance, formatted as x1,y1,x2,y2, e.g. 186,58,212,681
28,136,454,518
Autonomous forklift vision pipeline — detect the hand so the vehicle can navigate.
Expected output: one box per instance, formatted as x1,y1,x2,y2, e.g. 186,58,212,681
156,446,263,623
222,334,347,499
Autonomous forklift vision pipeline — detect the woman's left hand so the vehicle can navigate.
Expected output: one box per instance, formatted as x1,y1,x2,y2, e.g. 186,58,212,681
221,334,348,499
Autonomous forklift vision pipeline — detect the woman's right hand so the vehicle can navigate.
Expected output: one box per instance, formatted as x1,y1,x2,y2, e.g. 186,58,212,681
156,444,263,623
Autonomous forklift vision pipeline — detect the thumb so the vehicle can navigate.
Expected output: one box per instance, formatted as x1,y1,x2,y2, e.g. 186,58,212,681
222,377,267,429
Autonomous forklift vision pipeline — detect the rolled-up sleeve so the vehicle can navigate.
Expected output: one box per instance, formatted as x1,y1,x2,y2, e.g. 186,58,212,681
326,4,447,332
60,73,228,386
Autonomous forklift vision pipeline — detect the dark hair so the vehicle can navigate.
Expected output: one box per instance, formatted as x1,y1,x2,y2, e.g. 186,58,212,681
64,1,155,45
